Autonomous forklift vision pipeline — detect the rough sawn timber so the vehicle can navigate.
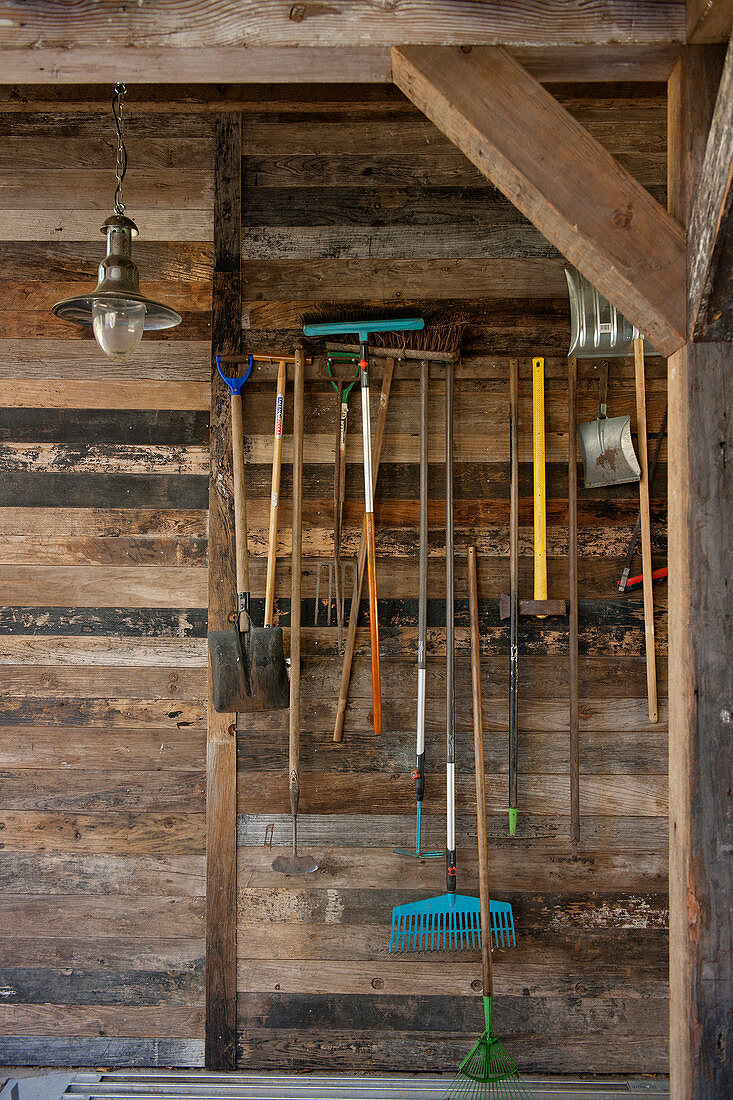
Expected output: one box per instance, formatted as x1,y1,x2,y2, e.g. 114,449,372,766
391,44,686,357
205,113,241,1071
688,37,733,341
667,42,733,1100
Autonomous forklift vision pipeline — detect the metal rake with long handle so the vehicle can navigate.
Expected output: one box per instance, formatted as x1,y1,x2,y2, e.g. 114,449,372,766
390,362,515,953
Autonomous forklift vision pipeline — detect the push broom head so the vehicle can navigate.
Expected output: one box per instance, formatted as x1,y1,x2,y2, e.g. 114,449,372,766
390,893,515,953
442,999,536,1099
302,306,470,358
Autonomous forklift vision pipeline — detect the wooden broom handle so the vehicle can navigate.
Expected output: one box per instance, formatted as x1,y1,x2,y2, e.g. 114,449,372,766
333,358,395,743
264,359,287,628
289,347,305,806
468,545,493,999
230,392,250,602
633,338,658,723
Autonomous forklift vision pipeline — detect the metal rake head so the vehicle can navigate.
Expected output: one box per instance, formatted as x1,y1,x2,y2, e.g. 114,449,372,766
314,558,357,627
389,894,515,953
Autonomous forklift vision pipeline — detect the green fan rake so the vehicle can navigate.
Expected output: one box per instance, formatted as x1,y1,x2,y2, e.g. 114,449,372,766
390,362,515,956
441,547,535,1100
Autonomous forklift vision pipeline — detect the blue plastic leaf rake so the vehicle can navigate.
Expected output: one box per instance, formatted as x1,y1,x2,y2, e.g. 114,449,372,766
390,893,516,953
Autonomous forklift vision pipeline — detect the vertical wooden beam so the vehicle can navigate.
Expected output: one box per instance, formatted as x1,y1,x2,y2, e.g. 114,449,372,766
206,112,241,1071
668,47,733,1100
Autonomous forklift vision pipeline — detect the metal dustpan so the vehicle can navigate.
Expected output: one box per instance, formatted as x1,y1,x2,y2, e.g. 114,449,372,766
566,266,642,489
390,893,516,953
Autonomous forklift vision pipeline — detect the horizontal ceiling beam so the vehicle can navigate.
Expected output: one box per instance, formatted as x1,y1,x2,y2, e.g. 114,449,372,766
0,43,681,89
392,44,686,357
0,0,686,51
689,36,733,340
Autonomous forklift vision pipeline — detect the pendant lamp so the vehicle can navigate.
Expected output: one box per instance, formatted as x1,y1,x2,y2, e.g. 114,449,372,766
52,84,181,360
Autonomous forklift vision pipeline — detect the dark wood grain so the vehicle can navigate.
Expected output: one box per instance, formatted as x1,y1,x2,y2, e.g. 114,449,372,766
205,112,241,1072
668,46,733,1100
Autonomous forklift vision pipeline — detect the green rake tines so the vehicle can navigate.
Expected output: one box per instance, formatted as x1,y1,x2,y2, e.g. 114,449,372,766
441,998,536,1099
389,894,515,953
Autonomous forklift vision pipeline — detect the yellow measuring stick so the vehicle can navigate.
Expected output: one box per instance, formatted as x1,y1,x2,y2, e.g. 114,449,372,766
532,357,548,613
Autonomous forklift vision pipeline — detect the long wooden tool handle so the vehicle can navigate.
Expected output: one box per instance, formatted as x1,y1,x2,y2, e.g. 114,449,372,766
360,353,382,735
568,356,580,858
230,392,250,607
333,359,395,743
468,545,493,999
264,359,287,629
289,347,305,807
508,356,519,837
618,405,668,592
445,358,456,891
532,356,548,608
633,338,658,723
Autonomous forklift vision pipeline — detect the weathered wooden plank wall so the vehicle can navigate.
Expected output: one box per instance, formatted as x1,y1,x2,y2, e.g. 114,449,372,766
0,97,213,1066
0,80,669,1074
235,83,670,1074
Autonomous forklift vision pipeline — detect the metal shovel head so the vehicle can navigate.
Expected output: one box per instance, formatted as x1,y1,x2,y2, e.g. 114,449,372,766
271,852,319,874
248,625,290,711
208,626,251,713
577,413,641,489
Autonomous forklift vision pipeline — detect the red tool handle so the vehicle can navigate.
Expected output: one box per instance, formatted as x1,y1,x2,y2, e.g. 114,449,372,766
625,566,668,590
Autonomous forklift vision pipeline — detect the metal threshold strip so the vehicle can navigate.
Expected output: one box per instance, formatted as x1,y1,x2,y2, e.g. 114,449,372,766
67,1071,668,1100
3,1073,670,1100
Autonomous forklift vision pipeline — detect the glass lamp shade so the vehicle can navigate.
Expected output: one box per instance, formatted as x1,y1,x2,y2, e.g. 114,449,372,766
92,298,146,360
52,214,181,360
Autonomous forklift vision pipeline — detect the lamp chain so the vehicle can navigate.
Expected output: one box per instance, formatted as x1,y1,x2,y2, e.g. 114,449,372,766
113,82,127,215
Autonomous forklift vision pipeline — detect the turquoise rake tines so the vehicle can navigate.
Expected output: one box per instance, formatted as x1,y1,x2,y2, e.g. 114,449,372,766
389,894,516,953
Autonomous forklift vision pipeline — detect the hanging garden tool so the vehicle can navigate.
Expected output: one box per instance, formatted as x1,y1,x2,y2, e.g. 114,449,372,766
390,363,515,953
314,352,359,648
507,358,519,839
577,359,641,489
272,347,318,875
303,316,425,736
633,337,658,724
568,356,580,859
498,358,565,836
618,406,667,592
566,264,644,489
395,358,442,861
331,359,395,743
441,548,531,1100
209,354,290,714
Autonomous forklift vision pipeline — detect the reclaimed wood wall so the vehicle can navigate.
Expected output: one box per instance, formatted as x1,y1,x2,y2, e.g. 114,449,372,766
0,94,213,1065
235,84,669,1074
0,81,669,1074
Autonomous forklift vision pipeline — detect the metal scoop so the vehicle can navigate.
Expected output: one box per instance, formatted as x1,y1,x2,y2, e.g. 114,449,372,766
566,266,642,489
577,360,640,489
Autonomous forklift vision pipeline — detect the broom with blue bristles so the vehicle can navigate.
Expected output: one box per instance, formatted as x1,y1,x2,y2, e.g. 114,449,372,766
389,361,515,955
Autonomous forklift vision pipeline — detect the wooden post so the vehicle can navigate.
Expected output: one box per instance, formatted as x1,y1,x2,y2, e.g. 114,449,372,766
206,113,241,1071
668,47,733,1100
